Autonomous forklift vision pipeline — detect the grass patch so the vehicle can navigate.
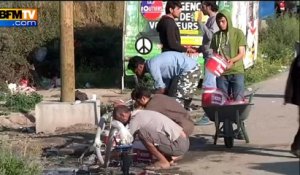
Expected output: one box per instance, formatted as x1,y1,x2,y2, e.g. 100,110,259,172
245,15,299,86
0,92,43,115
0,139,43,175
245,56,292,86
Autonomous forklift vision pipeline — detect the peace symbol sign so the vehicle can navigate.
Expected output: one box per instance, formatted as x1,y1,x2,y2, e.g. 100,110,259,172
135,37,152,55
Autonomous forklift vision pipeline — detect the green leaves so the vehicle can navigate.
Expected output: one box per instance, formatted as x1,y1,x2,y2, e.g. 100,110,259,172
4,92,43,113
245,15,299,86
0,144,42,175
259,15,299,61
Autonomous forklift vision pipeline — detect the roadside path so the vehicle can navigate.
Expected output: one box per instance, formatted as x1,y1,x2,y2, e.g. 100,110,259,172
179,71,299,175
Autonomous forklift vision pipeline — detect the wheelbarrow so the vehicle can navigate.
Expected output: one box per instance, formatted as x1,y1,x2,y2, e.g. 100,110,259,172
202,94,254,148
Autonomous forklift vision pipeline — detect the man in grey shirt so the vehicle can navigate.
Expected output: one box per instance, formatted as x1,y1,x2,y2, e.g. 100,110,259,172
127,51,201,110
113,105,189,170
196,1,219,125
198,1,219,88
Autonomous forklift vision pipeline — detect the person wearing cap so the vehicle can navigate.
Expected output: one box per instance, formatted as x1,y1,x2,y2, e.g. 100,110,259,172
127,51,200,110
156,1,196,54
210,9,246,101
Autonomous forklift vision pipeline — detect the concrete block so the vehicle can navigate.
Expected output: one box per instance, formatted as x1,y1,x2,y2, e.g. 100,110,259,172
35,100,100,134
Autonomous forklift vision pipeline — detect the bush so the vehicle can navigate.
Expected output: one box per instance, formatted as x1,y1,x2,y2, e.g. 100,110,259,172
259,15,299,62
0,1,124,88
246,15,299,85
0,1,60,84
0,143,42,175
245,57,285,86
4,92,43,113
0,82,9,95
0,33,26,83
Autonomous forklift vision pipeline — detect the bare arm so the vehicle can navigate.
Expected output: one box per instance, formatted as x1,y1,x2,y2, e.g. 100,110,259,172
227,46,246,69
230,46,246,63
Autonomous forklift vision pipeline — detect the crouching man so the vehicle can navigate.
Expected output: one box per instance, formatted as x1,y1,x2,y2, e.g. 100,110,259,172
131,86,194,136
113,105,189,170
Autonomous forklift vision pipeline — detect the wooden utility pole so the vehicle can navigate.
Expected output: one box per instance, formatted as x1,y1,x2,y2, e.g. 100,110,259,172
60,1,75,102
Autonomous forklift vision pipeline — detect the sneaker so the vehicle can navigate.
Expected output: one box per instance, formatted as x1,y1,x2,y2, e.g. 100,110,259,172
194,115,213,125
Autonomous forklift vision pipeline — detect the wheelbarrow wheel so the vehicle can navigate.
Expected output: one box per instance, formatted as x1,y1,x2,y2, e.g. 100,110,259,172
224,136,234,148
103,127,118,168
223,119,234,148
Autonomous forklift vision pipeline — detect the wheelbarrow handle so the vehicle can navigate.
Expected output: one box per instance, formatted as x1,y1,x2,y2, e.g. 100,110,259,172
244,88,259,103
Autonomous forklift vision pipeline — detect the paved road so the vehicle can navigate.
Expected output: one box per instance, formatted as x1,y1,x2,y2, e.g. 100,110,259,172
178,71,300,175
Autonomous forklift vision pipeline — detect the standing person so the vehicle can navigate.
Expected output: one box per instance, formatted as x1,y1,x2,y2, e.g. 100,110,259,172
127,51,200,110
113,105,189,170
284,42,300,158
131,86,194,136
210,9,247,102
156,1,196,54
195,1,219,125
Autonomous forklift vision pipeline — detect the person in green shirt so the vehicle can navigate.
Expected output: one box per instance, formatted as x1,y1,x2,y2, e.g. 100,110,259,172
210,9,247,101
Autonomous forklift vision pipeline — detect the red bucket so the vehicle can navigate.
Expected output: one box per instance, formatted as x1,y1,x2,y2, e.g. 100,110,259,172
202,88,226,106
206,53,228,77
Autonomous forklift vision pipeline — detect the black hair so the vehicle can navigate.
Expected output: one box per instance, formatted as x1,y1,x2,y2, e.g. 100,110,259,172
127,56,145,72
131,86,152,100
165,1,182,14
216,12,226,21
202,1,219,12
112,105,130,120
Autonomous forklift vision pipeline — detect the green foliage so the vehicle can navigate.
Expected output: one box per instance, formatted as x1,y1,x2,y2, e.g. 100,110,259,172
0,33,24,83
4,92,43,113
259,15,299,62
0,82,9,95
0,1,124,88
246,15,299,85
0,144,42,175
0,1,59,83
0,92,7,102
245,57,286,86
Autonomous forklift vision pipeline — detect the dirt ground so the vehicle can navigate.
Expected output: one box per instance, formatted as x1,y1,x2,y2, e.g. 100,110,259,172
1,71,299,175
0,87,203,175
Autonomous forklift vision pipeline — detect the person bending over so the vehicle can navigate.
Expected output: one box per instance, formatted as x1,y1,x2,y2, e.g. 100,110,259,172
113,105,189,170
127,51,201,110
131,86,194,136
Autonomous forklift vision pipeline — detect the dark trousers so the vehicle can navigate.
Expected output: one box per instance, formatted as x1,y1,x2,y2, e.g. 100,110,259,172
291,107,300,150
